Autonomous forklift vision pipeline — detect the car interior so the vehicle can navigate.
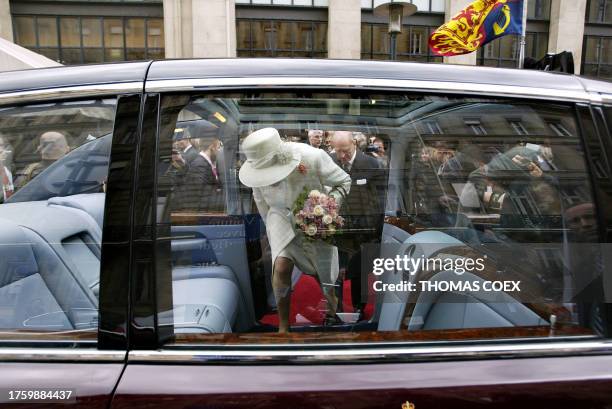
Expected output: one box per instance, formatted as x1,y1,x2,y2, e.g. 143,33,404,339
0,92,603,339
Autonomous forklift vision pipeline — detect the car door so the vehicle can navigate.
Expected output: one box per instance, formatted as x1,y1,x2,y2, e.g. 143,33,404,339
110,61,612,409
0,67,146,408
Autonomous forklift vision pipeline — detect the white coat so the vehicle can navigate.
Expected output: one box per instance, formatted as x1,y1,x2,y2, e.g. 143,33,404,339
252,142,351,285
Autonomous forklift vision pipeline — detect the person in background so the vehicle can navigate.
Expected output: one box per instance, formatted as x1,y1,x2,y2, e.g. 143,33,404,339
307,129,324,149
0,135,14,173
331,131,385,318
323,130,335,154
353,132,368,152
173,127,200,165
15,131,70,190
368,136,389,168
173,135,223,211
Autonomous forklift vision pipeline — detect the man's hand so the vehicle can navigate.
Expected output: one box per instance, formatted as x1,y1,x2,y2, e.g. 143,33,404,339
512,155,543,177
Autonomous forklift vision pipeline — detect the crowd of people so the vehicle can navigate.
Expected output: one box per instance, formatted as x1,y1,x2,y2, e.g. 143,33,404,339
0,131,71,203
304,128,389,169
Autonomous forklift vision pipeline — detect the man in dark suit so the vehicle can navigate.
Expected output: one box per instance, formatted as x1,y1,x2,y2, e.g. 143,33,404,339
172,135,223,212
331,131,386,317
174,127,200,165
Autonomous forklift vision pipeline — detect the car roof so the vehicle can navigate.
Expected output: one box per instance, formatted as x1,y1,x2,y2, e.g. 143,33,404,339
0,61,151,95
147,59,612,97
0,58,609,98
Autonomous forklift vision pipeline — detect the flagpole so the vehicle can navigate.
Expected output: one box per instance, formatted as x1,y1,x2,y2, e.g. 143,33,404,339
518,0,528,68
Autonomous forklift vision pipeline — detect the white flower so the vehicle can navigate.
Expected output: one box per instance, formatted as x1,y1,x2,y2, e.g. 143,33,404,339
313,205,324,216
308,190,322,198
306,224,317,236
322,214,333,225
327,225,336,234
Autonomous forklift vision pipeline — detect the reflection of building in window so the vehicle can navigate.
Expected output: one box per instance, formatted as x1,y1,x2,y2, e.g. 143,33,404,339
508,119,529,135
423,120,443,134
465,119,487,135
547,121,572,137
515,192,540,216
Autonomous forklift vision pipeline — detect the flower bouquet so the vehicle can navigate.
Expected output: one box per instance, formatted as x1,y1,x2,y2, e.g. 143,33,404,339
293,187,344,243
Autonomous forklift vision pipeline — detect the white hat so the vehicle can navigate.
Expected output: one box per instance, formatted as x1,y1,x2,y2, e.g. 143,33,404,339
239,128,301,188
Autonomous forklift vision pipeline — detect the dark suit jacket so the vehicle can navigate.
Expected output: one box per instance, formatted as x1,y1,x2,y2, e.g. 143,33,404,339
181,145,199,165
172,154,223,212
331,151,386,242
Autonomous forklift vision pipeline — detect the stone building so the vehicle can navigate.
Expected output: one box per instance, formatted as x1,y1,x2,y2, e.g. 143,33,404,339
1,0,610,79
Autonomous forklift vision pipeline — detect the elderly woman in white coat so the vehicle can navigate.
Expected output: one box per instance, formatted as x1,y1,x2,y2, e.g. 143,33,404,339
239,128,351,333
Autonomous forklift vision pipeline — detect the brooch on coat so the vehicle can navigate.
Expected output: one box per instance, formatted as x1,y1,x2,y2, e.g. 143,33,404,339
297,162,308,175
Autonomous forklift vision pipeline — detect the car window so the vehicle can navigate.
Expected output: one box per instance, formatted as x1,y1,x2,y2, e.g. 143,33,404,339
0,98,116,338
155,92,607,344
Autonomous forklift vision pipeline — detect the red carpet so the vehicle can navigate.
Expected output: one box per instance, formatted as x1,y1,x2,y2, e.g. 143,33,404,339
259,274,374,327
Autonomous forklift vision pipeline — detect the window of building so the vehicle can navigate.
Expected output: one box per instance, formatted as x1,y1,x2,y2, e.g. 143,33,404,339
423,120,443,134
465,118,487,135
527,0,551,19
12,15,165,64
509,119,529,135
478,32,549,67
361,0,444,12
236,0,329,6
0,98,116,338
548,121,573,137
361,23,442,62
152,92,605,344
582,36,612,81
587,0,612,23
237,19,327,58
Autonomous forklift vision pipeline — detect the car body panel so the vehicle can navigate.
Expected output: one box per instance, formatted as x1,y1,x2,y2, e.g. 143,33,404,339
111,355,612,409
1,361,124,408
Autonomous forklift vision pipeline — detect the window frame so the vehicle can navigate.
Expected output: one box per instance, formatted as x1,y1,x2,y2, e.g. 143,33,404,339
0,83,143,357
139,79,612,359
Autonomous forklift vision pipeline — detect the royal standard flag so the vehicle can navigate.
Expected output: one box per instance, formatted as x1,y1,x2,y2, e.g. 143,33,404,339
429,0,524,57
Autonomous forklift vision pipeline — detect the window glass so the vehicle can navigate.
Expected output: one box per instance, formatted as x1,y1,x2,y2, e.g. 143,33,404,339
527,0,550,19
126,18,145,48
589,0,612,22
82,18,103,47
0,98,116,338
60,17,81,47
38,17,58,47
104,18,124,48
156,92,607,344
147,18,164,49
14,17,36,47
237,20,327,57
431,0,445,12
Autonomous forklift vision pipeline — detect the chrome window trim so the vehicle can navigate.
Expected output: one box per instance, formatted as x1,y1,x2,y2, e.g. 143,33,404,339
129,338,612,364
0,348,126,362
144,77,596,103
0,82,143,106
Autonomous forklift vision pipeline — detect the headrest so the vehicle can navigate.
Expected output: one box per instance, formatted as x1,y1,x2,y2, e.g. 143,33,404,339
0,218,38,287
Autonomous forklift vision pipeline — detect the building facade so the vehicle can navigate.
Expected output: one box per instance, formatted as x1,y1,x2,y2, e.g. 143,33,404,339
2,0,611,79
